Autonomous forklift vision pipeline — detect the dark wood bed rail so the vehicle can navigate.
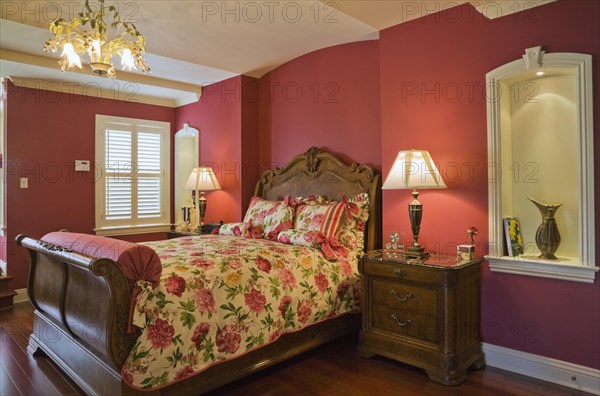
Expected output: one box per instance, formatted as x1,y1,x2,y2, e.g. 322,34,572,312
16,234,137,371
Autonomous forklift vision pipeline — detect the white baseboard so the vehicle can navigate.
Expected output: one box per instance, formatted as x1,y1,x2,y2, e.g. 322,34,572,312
14,288,29,304
483,343,600,395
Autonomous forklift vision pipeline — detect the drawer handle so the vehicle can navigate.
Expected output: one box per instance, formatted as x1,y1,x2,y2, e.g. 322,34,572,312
390,290,414,302
391,314,413,327
393,269,406,276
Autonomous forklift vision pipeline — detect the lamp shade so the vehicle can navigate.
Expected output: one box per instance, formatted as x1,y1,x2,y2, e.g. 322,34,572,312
382,150,446,190
184,167,221,191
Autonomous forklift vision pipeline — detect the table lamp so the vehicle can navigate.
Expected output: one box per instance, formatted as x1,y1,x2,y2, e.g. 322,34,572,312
382,149,446,258
184,166,221,232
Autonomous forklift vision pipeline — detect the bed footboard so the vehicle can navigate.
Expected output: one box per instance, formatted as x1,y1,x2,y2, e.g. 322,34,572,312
17,234,137,395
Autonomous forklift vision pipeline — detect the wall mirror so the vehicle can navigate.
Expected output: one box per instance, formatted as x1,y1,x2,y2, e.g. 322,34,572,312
485,47,596,283
174,123,199,224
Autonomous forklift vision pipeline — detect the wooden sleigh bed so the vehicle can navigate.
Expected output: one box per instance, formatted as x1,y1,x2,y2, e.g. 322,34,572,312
16,147,381,395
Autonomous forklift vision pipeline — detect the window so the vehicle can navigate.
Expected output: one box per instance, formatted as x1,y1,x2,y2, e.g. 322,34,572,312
95,115,170,235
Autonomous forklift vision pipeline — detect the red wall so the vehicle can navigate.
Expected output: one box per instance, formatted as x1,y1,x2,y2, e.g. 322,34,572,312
379,1,599,369
3,0,598,371
4,82,175,289
259,40,382,171
174,75,260,223
240,75,261,211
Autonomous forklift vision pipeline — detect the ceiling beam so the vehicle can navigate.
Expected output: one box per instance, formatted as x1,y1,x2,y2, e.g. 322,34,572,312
0,49,203,98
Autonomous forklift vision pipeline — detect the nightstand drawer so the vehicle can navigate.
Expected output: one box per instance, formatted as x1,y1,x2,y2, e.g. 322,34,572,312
362,260,443,284
371,304,438,343
372,279,437,314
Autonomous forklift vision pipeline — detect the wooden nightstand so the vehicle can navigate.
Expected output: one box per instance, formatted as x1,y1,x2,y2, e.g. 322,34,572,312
167,223,222,239
358,250,484,386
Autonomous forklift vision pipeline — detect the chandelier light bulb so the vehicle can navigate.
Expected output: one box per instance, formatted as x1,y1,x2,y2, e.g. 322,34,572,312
90,39,102,61
121,48,137,71
61,43,82,69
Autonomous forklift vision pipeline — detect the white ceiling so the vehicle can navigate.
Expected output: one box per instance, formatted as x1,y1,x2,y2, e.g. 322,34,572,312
0,0,556,107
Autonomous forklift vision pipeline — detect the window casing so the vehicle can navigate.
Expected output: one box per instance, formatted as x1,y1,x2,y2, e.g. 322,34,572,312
95,115,170,235
0,79,4,237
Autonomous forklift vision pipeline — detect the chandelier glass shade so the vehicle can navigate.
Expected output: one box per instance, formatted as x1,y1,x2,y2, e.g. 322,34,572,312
43,0,150,78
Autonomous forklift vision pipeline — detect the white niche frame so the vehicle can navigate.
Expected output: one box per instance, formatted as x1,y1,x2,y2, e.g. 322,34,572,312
485,47,597,283
174,123,199,224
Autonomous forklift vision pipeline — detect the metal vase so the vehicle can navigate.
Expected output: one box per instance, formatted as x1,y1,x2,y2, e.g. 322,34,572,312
528,197,562,260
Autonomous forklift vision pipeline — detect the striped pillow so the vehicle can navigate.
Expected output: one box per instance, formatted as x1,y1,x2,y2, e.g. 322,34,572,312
294,201,346,239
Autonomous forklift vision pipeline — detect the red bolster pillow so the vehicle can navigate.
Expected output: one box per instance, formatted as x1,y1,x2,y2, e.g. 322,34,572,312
41,232,162,291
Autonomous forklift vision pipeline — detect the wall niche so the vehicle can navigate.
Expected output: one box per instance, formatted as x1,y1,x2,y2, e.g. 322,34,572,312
485,47,596,283
174,123,199,224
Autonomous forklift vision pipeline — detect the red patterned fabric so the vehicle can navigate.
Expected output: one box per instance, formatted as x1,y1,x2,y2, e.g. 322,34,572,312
294,201,346,240
243,196,294,238
319,202,346,238
41,231,162,332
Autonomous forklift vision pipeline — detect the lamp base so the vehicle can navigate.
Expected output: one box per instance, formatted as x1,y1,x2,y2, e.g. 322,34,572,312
405,245,430,259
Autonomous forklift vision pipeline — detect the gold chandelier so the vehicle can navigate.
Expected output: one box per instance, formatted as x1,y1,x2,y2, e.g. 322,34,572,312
43,0,150,79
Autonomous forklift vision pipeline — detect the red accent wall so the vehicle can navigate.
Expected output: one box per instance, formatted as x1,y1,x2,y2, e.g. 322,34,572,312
259,40,382,171
174,75,260,223
4,82,175,289
379,0,599,369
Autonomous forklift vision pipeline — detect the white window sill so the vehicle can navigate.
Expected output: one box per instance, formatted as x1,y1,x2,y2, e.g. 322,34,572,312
486,255,598,284
94,224,170,237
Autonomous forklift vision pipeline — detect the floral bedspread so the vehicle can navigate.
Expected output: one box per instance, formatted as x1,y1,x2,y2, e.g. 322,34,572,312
122,235,360,390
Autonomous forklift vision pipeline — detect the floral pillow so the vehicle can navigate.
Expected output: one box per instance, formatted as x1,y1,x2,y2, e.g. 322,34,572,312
277,229,348,261
277,229,321,248
294,201,346,239
218,221,264,239
243,196,294,239
218,222,245,236
337,193,370,255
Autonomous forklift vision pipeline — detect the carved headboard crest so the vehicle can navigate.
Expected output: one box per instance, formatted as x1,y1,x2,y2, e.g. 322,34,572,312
305,146,321,173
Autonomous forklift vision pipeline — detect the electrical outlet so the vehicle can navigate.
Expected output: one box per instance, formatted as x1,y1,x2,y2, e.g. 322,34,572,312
20,178,28,188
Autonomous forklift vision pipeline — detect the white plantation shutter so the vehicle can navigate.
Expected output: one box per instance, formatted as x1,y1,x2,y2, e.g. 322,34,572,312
137,131,162,218
95,115,170,234
105,130,132,220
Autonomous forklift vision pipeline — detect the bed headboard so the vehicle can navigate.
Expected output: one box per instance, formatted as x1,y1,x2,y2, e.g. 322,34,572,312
255,147,381,251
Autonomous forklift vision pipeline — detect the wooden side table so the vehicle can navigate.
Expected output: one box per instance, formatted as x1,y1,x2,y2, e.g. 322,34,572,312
358,250,485,385
167,223,222,239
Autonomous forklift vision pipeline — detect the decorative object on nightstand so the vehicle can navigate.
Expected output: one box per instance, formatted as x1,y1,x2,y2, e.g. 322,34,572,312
184,166,221,233
466,226,478,245
528,197,562,260
385,231,404,258
382,149,446,259
457,244,475,261
357,250,485,385
175,206,192,232
457,226,479,261
167,222,223,239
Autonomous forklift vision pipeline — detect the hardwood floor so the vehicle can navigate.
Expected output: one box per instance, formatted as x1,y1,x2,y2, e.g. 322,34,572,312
1,303,591,396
